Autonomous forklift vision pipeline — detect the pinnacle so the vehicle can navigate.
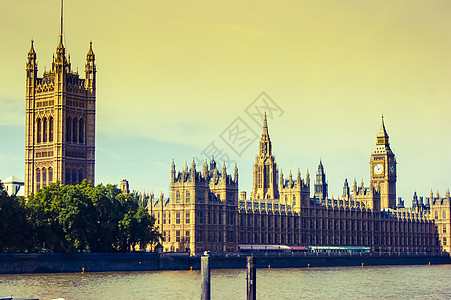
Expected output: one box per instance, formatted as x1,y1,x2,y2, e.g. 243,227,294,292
377,115,389,138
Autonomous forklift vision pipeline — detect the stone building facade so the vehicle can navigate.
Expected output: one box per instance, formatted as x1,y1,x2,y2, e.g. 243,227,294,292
411,190,451,253
24,33,96,196
152,160,239,253
151,116,445,254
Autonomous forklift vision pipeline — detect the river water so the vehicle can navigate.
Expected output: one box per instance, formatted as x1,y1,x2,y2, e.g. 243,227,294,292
0,265,450,299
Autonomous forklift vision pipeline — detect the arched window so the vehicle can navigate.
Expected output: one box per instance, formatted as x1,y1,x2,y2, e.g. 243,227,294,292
443,211,447,219
37,118,42,143
48,167,53,183
186,191,190,204
42,167,47,187
65,168,71,184
78,169,83,183
79,119,84,144
49,117,54,142
66,117,72,142
72,118,77,143
72,169,77,184
257,170,262,188
176,191,180,203
36,168,41,190
43,117,47,143
435,211,439,219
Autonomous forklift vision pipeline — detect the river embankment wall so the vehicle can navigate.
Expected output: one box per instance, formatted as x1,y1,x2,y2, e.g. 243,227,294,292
0,252,449,274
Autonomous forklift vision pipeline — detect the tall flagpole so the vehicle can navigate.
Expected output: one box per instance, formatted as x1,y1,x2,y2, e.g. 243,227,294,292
60,0,63,35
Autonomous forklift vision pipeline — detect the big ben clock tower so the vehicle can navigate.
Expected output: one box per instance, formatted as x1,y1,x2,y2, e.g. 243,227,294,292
370,116,396,209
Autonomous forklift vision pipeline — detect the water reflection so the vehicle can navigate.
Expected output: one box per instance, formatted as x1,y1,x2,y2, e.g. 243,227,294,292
0,265,450,299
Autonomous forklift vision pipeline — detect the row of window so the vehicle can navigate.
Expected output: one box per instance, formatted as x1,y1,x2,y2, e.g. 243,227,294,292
35,167,86,190
174,190,234,204
195,231,234,243
36,116,87,144
241,201,293,212
65,168,85,185
162,212,191,225
36,167,53,190
434,210,447,219
36,117,54,143
257,165,272,189
66,117,86,144
162,230,190,243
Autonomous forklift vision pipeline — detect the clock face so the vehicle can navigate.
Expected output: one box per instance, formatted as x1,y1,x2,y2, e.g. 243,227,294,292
373,163,384,175
389,164,395,175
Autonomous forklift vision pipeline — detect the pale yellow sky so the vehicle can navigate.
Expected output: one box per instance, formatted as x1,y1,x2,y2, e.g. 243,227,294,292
0,0,450,202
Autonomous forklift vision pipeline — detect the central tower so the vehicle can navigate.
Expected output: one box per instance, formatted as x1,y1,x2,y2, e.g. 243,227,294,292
251,113,279,200
370,116,396,209
24,24,96,196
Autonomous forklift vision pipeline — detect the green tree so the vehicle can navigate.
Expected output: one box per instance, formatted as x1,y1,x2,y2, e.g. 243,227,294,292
23,181,160,253
116,192,160,251
26,182,66,252
57,182,96,252
0,182,30,252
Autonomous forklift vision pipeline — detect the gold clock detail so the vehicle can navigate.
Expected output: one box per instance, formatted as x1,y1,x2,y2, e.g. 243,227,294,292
373,163,384,175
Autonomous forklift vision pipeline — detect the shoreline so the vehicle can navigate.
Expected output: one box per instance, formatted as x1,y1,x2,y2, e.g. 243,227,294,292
1,252,449,274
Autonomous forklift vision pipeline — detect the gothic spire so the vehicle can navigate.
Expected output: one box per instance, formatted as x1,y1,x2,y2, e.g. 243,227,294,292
377,114,389,144
27,39,37,70
28,39,36,56
280,169,284,187
259,111,272,156
263,111,269,137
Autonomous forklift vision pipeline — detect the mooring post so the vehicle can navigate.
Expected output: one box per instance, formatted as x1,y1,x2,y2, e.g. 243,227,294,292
201,251,211,300
247,256,256,300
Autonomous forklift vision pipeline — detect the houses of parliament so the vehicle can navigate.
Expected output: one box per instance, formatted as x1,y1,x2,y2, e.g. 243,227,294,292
22,30,449,256
151,114,450,254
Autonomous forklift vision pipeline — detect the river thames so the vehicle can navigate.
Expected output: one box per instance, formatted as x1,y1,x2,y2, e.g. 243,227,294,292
1,264,450,299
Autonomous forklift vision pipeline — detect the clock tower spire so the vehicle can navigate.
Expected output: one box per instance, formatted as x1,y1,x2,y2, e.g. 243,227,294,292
370,115,396,209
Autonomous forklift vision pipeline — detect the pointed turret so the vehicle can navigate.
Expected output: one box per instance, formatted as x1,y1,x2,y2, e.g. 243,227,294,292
258,111,272,157
190,158,196,182
209,156,216,171
314,160,328,201
305,169,310,186
222,162,227,181
202,160,208,180
279,169,284,188
170,159,176,183
343,178,350,199
233,163,238,183
53,33,69,70
412,191,419,210
373,114,392,154
297,168,301,186
263,111,269,137
85,41,96,91
27,39,37,69
26,39,37,84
